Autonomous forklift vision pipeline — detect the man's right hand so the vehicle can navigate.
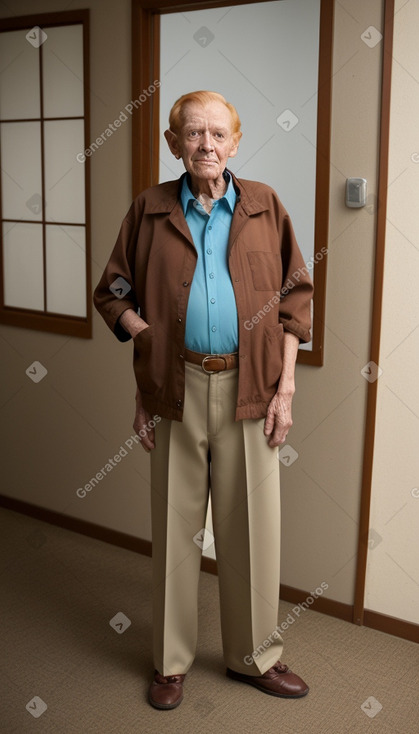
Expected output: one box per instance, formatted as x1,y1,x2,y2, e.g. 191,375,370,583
133,389,156,452
119,310,155,451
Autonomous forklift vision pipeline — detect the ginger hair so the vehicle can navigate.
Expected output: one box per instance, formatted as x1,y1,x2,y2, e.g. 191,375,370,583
168,90,241,136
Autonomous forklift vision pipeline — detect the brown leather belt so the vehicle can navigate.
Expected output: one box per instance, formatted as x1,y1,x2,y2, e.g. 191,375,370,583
184,348,239,374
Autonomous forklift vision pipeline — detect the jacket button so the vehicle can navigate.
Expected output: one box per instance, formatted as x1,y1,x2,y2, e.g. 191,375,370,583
177,317,182,322
183,281,189,287
176,399,183,408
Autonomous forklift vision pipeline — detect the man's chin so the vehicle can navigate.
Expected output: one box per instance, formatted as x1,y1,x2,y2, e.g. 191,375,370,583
190,164,222,180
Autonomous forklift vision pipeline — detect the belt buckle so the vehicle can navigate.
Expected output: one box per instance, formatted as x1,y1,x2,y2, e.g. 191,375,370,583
201,354,226,374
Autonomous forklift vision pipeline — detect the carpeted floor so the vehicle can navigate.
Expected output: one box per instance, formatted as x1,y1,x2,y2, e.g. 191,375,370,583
0,507,418,734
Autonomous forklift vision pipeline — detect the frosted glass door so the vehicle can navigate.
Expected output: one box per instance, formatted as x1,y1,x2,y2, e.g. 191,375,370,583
42,25,84,118
44,120,85,223
46,226,86,317
0,122,42,220
0,30,41,119
3,222,44,310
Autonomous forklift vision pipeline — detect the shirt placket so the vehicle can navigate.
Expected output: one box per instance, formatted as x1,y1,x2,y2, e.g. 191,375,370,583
204,203,219,353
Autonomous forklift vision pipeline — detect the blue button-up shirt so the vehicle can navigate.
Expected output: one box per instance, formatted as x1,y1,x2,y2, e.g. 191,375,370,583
181,171,238,354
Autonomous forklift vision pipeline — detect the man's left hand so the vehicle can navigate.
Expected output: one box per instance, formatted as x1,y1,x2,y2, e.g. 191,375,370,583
264,389,294,447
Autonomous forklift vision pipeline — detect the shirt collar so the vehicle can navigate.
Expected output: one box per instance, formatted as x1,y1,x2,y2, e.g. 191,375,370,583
180,169,237,216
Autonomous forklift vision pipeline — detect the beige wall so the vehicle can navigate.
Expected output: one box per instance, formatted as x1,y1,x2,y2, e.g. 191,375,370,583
364,0,419,625
3,0,411,621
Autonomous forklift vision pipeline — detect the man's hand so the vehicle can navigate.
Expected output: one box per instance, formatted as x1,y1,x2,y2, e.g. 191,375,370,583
133,388,155,452
264,387,294,447
120,310,154,451
264,331,299,448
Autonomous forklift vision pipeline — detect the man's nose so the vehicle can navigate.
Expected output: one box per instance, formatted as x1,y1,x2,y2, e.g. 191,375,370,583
199,131,214,151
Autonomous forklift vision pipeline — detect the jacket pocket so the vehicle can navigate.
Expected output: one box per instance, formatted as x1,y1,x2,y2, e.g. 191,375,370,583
247,251,282,291
262,323,284,391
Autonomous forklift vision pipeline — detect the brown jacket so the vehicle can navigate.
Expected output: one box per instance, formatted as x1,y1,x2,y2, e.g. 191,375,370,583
94,171,313,421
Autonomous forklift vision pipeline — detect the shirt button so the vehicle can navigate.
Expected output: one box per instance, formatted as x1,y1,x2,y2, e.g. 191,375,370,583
183,281,189,287
210,298,216,304
209,272,215,279
176,399,183,408
206,248,212,254
208,225,212,230
211,326,217,332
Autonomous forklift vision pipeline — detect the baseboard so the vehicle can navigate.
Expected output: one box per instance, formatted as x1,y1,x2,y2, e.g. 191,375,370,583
363,609,419,644
0,494,153,557
1,494,417,643
279,583,353,622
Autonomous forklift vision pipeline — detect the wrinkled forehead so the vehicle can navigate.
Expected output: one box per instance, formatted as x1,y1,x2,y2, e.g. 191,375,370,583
179,101,233,132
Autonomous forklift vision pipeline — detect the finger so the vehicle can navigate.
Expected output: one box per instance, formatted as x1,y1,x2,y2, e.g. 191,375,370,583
267,416,289,447
268,430,287,448
139,436,153,452
145,428,155,449
264,410,274,436
139,427,155,452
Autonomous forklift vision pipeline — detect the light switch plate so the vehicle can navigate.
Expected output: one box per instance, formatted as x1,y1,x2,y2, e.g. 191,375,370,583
346,178,367,208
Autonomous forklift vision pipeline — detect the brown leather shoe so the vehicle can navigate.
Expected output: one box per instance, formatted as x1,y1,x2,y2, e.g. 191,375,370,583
148,670,186,709
226,660,309,698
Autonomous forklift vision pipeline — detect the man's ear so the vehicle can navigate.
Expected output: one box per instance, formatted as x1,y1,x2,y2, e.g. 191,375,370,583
164,129,181,159
228,131,242,159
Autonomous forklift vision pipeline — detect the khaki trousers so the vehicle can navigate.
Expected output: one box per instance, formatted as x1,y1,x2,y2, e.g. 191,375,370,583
150,361,284,676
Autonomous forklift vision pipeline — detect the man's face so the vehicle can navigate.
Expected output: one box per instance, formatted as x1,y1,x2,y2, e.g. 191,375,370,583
165,100,240,183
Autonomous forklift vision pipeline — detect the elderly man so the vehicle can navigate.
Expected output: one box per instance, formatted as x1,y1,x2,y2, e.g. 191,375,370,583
94,90,313,709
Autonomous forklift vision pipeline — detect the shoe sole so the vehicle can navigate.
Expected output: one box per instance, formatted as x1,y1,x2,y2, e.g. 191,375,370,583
226,669,309,699
148,693,184,710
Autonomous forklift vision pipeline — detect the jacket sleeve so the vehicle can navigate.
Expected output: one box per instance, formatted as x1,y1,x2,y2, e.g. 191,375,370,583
93,201,142,342
278,212,314,343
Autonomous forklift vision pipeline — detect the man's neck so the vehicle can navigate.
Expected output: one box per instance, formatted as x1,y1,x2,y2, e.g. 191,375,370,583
189,172,228,202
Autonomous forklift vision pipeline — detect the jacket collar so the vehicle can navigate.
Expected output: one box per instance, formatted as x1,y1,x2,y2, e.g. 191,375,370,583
143,170,269,216
180,170,237,215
